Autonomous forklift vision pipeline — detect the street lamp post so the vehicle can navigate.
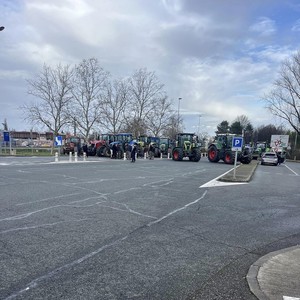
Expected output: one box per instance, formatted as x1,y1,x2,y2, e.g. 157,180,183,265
177,97,182,132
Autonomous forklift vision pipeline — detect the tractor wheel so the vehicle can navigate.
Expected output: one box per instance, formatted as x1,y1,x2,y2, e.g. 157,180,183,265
224,151,234,164
240,155,252,164
191,148,201,162
172,148,183,161
96,147,102,157
102,146,111,157
208,145,220,162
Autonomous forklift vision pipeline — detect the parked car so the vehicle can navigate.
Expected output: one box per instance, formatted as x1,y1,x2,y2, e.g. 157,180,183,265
261,152,278,166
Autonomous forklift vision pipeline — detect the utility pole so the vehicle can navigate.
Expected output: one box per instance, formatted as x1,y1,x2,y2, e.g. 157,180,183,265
177,97,182,133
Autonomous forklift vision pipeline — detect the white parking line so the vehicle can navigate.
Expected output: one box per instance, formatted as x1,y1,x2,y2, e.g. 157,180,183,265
284,164,299,176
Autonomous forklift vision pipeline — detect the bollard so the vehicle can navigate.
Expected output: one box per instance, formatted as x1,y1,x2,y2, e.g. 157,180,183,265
74,152,78,162
83,152,87,161
69,152,72,162
55,152,59,162
123,152,126,160
167,153,170,159
144,153,147,159
160,152,163,159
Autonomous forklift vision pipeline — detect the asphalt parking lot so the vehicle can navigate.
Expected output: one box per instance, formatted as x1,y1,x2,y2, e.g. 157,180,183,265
0,156,299,299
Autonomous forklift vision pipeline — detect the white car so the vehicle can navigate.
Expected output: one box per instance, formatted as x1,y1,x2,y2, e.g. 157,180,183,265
261,152,278,166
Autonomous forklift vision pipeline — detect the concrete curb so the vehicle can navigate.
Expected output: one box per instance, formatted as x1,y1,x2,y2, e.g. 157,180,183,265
218,160,259,182
246,245,300,300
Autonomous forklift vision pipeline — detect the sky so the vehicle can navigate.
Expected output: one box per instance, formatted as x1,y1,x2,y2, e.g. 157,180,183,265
1,0,300,137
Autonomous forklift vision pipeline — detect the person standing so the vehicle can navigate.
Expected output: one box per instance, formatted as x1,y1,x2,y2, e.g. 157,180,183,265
149,144,154,160
131,145,137,162
82,143,88,157
112,143,117,159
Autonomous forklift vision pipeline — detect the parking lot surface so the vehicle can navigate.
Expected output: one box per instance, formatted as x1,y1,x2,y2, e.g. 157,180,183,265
0,156,299,299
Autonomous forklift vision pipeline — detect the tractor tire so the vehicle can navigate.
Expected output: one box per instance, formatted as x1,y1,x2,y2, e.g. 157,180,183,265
96,147,102,157
208,145,220,162
240,155,252,164
172,148,183,161
224,151,234,164
154,147,161,157
191,147,201,162
102,146,111,157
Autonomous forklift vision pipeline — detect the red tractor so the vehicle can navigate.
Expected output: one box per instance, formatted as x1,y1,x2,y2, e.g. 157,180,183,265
63,136,81,155
88,134,114,157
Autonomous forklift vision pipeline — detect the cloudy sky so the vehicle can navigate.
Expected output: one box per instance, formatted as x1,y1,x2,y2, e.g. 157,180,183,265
1,0,300,136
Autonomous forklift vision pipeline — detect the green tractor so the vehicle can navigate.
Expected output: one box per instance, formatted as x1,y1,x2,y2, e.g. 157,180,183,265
252,142,268,160
207,134,252,164
172,133,201,162
160,137,174,156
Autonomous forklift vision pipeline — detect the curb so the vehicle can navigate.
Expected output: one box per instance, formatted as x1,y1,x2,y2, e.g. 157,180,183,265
246,245,300,300
218,160,259,182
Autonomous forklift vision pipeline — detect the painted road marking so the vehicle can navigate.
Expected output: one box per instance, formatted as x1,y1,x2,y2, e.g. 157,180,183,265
284,164,299,176
200,179,247,188
283,296,300,300
199,167,247,188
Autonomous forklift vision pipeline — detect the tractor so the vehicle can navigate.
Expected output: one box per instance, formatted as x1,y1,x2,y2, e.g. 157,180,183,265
147,136,161,157
110,133,134,159
207,134,252,164
136,136,161,158
252,142,268,160
87,134,114,157
160,137,174,156
172,133,201,162
62,136,82,155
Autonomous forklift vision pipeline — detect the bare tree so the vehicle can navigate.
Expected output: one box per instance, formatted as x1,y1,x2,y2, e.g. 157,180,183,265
147,95,174,136
2,118,8,130
161,114,183,139
125,68,166,136
99,78,128,134
263,51,300,134
22,63,73,146
234,115,251,129
69,58,109,141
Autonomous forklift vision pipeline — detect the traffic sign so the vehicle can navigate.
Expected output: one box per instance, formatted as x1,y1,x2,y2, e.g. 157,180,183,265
55,136,63,146
232,137,243,151
3,131,10,142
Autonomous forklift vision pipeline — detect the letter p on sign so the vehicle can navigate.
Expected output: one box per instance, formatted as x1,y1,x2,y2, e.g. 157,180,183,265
232,137,243,151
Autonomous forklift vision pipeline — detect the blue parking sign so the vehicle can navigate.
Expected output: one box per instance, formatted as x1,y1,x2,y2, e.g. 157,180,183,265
3,131,10,142
232,137,243,151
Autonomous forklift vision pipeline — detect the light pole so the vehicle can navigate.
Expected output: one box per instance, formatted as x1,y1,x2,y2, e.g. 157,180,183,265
197,114,202,136
295,107,300,154
177,97,182,132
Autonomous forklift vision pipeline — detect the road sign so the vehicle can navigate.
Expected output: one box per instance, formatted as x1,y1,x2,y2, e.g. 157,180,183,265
3,131,10,142
232,137,243,151
55,136,63,146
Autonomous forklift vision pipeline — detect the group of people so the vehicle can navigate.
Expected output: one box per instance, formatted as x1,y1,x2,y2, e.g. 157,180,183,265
129,143,156,163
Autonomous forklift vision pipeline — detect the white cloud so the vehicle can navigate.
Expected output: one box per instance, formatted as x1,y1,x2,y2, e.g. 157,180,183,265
291,19,300,31
249,17,277,36
1,0,299,135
